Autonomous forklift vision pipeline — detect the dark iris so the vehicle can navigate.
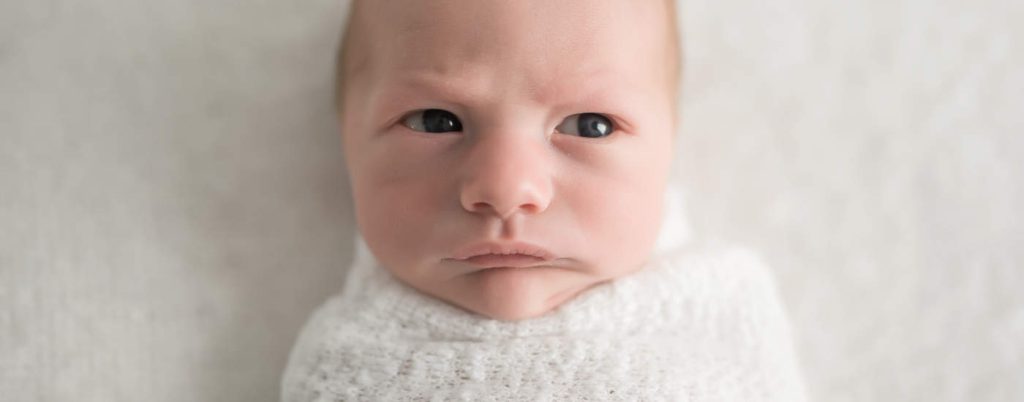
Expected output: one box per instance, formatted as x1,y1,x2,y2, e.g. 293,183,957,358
577,113,613,138
422,109,462,132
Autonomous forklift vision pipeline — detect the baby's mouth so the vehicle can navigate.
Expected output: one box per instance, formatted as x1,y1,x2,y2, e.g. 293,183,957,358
456,253,547,269
449,240,556,268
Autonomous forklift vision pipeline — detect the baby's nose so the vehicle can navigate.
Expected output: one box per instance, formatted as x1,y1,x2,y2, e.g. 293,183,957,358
458,134,553,220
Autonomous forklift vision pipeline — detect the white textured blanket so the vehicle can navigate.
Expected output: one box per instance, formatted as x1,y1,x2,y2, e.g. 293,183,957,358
281,185,807,401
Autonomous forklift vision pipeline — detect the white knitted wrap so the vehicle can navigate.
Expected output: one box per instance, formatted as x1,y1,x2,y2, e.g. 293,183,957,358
280,185,808,401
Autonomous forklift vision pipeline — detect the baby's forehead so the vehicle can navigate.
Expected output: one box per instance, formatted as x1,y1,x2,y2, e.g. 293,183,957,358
363,0,667,50
347,0,675,95
337,0,681,118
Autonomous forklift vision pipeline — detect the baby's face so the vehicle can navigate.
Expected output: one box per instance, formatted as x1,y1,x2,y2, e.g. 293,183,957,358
340,0,677,321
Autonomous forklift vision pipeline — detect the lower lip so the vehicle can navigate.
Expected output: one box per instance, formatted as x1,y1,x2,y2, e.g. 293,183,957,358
458,254,546,268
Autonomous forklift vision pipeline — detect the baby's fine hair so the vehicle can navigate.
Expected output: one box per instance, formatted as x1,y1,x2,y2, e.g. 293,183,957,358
332,0,682,117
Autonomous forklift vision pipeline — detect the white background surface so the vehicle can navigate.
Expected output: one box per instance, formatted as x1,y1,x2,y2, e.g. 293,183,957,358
2,0,1021,401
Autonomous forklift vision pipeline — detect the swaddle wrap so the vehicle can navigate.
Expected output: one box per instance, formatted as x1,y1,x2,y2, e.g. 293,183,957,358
280,185,807,401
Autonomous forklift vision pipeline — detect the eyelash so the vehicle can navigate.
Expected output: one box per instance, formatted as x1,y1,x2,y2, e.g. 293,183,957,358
399,109,618,139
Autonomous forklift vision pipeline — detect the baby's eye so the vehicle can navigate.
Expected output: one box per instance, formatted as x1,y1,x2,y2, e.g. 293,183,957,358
555,113,615,138
401,109,463,133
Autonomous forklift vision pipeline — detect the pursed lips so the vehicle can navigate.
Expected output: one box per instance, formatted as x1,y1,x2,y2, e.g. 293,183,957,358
448,240,557,269
456,253,549,268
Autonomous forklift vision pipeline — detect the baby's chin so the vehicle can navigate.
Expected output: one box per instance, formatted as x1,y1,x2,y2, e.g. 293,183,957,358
452,267,599,321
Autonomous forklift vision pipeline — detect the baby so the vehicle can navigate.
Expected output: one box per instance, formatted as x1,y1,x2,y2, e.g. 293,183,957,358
282,0,807,400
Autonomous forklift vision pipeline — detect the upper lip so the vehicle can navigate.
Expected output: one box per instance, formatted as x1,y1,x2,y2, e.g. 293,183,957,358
450,240,556,262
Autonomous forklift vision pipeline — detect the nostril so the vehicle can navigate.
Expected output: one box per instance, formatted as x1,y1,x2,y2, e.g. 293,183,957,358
471,202,515,219
464,197,546,219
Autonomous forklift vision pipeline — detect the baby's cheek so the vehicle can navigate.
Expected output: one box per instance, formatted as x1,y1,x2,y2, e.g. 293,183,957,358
357,135,448,181
356,181,435,251
616,196,664,266
576,179,664,274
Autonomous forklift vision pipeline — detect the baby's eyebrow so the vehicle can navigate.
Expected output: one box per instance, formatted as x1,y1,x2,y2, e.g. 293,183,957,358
366,74,477,120
390,73,482,105
524,67,629,105
376,69,636,111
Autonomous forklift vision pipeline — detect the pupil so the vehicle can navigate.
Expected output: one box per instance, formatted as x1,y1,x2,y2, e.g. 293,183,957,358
422,109,461,132
578,113,611,138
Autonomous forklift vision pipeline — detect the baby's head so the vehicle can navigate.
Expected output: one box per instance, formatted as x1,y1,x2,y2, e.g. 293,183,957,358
337,0,681,321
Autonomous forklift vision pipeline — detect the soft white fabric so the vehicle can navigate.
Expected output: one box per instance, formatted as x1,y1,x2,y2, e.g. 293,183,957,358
280,185,808,401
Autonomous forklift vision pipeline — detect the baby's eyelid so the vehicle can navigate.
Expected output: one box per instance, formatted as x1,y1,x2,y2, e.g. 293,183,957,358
593,112,630,135
400,108,463,133
555,112,616,137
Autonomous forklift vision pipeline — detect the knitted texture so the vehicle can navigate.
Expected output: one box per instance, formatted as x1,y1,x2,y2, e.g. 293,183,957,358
280,187,808,401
